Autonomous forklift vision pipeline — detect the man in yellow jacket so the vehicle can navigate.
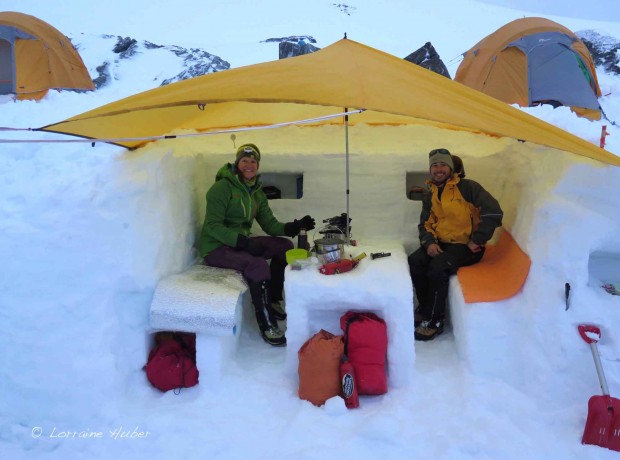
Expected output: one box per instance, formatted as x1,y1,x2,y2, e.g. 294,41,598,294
409,148,503,341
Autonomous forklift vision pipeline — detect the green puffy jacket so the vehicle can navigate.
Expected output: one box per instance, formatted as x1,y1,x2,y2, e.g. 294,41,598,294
199,163,287,256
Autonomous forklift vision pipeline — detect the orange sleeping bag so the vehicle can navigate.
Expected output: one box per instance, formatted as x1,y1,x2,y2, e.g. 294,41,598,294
298,329,344,406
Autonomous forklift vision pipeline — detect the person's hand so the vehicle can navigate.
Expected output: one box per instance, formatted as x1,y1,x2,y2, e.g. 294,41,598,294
467,241,482,253
426,243,443,257
284,215,316,237
298,215,315,231
236,234,266,257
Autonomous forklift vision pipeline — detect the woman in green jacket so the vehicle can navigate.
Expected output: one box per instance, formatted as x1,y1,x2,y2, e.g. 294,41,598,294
199,144,315,346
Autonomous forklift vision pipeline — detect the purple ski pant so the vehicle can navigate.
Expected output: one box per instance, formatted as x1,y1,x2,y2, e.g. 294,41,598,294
203,236,294,302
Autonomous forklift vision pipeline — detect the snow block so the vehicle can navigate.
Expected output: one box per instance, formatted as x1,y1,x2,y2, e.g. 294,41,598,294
149,264,249,390
284,242,415,391
150,265,247,334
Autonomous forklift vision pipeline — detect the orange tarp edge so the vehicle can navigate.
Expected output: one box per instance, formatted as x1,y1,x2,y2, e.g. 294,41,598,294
457,230,531,303
37,39,620,166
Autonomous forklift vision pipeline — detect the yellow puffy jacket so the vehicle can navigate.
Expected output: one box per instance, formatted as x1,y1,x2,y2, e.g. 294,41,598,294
418,175,503,248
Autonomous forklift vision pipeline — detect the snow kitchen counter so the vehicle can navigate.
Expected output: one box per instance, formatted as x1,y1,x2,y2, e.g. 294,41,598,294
283,241,415,390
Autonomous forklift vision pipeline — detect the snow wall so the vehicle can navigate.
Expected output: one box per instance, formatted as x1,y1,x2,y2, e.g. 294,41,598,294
2,123,620,423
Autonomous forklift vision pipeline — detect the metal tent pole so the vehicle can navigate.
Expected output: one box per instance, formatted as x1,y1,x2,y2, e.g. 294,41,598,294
344,108,350,245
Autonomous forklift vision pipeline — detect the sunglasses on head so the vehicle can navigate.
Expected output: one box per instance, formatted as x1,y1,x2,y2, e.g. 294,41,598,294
429,148,450,156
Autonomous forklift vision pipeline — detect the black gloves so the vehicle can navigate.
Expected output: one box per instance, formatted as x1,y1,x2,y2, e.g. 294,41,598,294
236,234,266,257
299,215,316,231
284,215,316,237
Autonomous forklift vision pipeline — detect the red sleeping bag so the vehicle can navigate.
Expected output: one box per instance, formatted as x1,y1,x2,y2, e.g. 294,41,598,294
340,311,388,395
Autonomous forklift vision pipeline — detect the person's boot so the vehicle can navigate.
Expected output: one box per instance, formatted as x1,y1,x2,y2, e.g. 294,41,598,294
249,280,286,346
414,306,424,328
414,318,444,341
269,258,287,320
270,301,287,321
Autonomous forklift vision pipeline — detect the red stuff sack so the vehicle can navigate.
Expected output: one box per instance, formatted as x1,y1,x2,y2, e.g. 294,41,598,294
145,332,199,392
340,311,388,395
298,329,344,406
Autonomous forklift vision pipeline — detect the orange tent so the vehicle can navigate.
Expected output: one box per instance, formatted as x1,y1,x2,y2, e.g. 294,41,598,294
0,11,94,100
455,17,601,120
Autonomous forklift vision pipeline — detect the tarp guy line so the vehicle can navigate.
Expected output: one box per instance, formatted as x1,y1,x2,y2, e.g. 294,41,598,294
0,109,365,147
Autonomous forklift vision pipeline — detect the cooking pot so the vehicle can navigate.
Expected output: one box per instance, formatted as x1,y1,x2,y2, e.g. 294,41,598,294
314,237,344,264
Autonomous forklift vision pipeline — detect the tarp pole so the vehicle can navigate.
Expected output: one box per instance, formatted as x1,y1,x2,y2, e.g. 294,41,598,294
345,107,350,245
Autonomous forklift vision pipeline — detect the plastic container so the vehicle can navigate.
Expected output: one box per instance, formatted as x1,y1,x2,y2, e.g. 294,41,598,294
286,248,309,265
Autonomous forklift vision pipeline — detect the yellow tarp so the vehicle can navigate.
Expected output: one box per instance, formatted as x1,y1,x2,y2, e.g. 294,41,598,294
39,38,620,166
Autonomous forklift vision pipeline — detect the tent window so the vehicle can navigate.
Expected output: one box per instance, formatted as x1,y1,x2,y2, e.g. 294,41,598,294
406,171,429,201
0,38,14,94
260,173,303,199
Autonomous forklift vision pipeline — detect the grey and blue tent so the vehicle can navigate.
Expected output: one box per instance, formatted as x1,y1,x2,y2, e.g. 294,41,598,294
455,17,602,120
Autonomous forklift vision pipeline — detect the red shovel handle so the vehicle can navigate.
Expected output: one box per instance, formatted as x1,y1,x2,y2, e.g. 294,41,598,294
578,324,601,344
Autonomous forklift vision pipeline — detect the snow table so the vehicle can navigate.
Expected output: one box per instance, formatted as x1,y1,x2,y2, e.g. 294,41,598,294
283,242,415,390
149,264,249,390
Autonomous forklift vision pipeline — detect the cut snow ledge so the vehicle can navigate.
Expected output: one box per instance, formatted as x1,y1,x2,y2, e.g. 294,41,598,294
589,251,620,290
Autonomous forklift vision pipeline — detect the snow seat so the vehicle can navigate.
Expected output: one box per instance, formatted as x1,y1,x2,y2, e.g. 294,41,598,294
448,230,531,377
149,264,249,389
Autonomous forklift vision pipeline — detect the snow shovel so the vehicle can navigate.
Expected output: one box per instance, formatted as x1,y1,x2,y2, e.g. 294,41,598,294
578,324,620,451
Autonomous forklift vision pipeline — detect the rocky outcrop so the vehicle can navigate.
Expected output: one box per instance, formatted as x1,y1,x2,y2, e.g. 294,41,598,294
278,40,320,59
264,36,320,59
404,42,451,79
579,30,620,76
92,62,110,89
332,3,356,15
92,35,230,89
112,36,138,58
160,45,230,85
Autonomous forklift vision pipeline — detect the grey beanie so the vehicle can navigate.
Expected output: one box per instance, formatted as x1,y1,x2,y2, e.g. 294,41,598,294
428,148,454,171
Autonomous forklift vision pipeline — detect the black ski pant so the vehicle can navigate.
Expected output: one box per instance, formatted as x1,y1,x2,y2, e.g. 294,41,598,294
408,242,485,323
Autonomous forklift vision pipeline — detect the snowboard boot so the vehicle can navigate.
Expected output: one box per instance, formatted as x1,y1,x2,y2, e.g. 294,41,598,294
249,280,286,346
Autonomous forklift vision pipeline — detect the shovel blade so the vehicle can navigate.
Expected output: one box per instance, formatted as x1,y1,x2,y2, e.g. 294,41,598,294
582,395,620,451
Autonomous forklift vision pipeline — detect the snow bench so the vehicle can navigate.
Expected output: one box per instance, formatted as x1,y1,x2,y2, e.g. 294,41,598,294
448,230,531,377
149,264,249,389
